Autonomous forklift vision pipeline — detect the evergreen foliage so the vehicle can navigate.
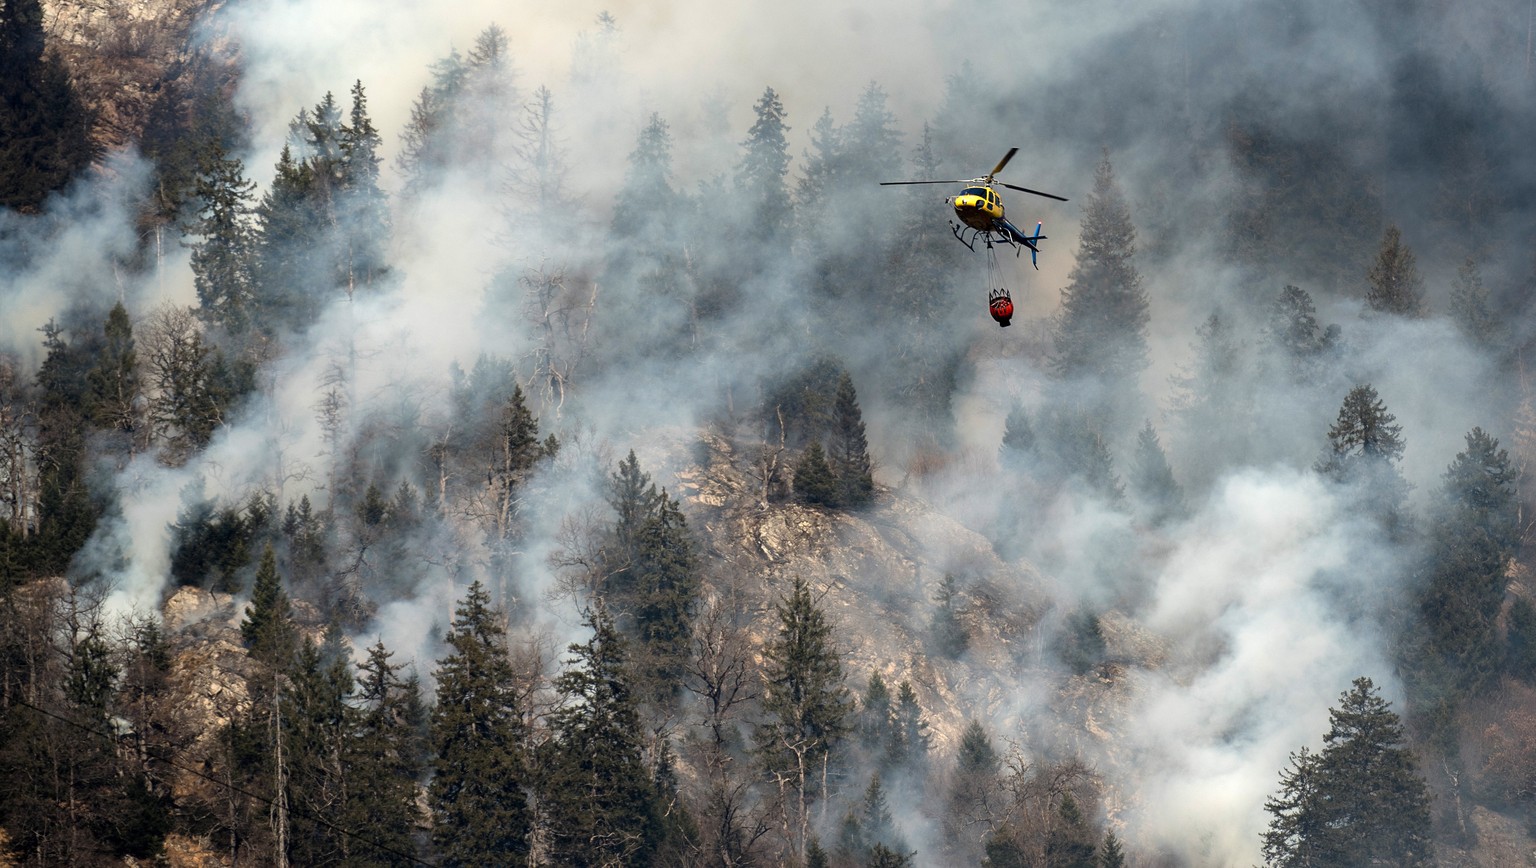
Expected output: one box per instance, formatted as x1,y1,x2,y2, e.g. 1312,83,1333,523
1039,410,1125,504
0,0,94,212
1045,792,1098,868
930,574,969,659
240,545,296,666
859,671,894,754
999,406,1036,469
1262,285,1340,384
1316,384,1411,536
85,302,141,452
1098,830,1127,867
346,641,426,866
793,441,839,507
1170,311,1253,481
187,143,258,336
429,580,531,865
1051,153,1149,428
1411,428,1518,702
32,319,101,574
1449,257,1499,348
632,490,699,702
888,680,930,769
1128,421,1185,526
756,575,853,788
737,86,793,246
1261,677,1431,866
1056,609,1108,676
831,372,875,508
946,717,1002,853
1365,224,1427,317
541,605,660,866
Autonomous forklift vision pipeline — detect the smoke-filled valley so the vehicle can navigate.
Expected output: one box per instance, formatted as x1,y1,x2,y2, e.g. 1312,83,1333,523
5,0,1536,864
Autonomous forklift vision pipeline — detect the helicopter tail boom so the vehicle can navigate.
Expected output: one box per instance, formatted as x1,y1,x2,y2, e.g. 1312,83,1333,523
998,219,1047,268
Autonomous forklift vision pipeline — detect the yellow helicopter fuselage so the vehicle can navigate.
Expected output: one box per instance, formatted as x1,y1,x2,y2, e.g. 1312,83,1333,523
950,184,1005,231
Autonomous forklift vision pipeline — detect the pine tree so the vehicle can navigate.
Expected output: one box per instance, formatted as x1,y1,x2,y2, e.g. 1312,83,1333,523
1321,678,1432,864
859,671,894,754
612,113,678,242
632,490,699,702
429,580,531,865
336,80,390,296
794,107,842,236
541,606,660,866
188,142,258,336
1057,609,1108,676
240,545,296,667
950,719,1000,811
1169,311,1252,487
0,0,94,212
459,24,518,160
1316,384,1410,535
858,773,909,858
1128,421,1185,526
345,641,424,866
1040,410,1125,504
32,319,100,573
1045,792,1098,868
831,372,874,507
1365,224,1426,317
793,441,840,507
1051,152,1149,429
489,384,543,542
755,575,853,808
930,574,968,659
888,680,930,770
254,144,323,334
282,632,355,865
1261,678,1431,866
1449,256,1499,348
1261,747,1328,867
607,449,661,592
1000,406,1036,470
85,302,141,451
1414,428,1518,696
1262,285,1339,384
737,86,793,246
1098,830,1126,867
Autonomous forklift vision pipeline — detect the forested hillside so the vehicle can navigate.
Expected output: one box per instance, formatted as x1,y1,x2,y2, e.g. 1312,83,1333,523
5,0,1536,864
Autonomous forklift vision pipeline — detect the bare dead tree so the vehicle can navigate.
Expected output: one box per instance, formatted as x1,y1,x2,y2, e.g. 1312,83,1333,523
520,265,596,422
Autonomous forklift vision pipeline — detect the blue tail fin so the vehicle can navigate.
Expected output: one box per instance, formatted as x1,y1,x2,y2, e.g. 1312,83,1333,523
1029,222,1045,268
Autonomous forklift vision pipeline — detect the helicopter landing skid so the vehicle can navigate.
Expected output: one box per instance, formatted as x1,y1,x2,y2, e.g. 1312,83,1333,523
950,222,1019,256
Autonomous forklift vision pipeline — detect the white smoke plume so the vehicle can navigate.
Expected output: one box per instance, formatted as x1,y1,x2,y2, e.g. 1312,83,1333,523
4,0,1532,861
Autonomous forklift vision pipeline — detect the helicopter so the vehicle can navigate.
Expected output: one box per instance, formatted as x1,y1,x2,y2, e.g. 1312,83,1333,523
881,148,1067,327
879,147,1067,268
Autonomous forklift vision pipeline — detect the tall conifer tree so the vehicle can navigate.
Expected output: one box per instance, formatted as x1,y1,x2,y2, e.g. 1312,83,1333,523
541,605,659,866
1051,153,1148,431
428,580,531,865
1365,224,1426,318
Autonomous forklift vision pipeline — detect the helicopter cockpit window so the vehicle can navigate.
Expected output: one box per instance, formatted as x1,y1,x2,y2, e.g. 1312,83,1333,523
960,186,987,199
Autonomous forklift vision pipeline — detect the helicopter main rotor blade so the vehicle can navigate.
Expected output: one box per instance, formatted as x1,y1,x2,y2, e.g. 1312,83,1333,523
999,182,1069,202
879,180,970,186
988,147,1020,179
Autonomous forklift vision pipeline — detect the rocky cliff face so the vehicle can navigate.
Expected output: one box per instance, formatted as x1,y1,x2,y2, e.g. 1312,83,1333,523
43,0,228,157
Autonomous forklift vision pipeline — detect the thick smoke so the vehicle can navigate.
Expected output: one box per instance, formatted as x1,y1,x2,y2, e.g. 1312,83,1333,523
6,0,1535,862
